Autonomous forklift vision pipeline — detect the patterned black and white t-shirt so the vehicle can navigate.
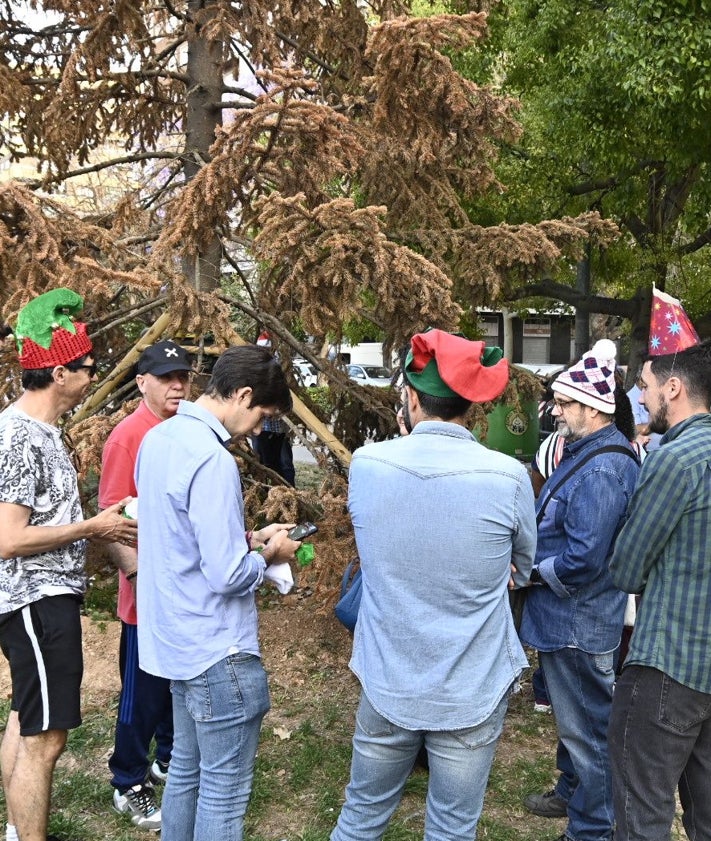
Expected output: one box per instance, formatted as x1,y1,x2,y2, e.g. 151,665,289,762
0,404,87,613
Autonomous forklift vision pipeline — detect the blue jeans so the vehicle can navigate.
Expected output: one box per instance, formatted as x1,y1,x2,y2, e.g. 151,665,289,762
540,647,616,841
161,653,270,841
331,691,509,841
532,661,550,705
109,622,173,790
609,665,711,841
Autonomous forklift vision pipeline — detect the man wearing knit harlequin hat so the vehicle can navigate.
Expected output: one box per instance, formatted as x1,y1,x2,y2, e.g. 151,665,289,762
331,328,537,841
520,340,641,841
0,289,137,841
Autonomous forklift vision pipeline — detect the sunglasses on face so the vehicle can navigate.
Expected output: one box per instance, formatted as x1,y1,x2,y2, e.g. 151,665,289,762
66,362,98,377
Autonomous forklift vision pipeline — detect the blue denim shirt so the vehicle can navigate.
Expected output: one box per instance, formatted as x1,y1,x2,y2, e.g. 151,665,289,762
520,424,640,654
348,421,536,730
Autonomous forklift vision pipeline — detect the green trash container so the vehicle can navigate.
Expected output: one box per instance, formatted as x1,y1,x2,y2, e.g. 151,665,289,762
478,400,539,461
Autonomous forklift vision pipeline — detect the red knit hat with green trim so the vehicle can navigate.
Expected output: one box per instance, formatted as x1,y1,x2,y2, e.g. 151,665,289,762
15,288,93,370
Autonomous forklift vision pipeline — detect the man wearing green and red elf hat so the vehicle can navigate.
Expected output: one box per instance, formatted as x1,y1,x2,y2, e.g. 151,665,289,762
0,289,137,841
331,328,537,841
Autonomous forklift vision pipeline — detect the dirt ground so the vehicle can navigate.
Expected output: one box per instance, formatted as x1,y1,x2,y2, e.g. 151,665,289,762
0,595,354,715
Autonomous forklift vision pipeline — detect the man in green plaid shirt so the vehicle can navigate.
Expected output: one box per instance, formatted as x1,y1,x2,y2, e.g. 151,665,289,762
609,341,711,841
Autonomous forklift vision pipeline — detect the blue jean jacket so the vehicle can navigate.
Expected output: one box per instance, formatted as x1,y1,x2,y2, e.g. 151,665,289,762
348,421,537,730
520,424,640,654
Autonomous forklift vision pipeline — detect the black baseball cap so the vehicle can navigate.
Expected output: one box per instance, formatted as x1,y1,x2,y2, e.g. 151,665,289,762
136,340,193,376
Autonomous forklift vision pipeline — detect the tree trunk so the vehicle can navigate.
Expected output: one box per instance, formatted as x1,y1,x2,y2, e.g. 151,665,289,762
625,284,653,387
182,0,224,292
574,250,591,359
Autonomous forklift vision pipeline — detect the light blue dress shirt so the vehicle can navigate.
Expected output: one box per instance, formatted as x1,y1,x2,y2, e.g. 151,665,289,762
627,384,661,451
135,401,266,680
348,421,536,731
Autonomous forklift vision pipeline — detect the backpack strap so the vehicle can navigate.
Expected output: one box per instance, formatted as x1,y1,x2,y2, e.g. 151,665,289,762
536,444,638,526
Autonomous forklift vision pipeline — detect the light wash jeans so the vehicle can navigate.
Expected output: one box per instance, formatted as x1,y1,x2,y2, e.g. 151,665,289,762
160,653,270,841
331,691,509,841
540,647,616,841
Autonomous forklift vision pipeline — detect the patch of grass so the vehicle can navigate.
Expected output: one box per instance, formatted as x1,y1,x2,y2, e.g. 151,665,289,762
0,667,559,841
295,461,327,492
84,575,119,621
1,619,686,841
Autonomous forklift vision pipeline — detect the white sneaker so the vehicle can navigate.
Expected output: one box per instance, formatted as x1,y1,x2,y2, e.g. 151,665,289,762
113,783,161,831
148,758,169,785
533,701,552,714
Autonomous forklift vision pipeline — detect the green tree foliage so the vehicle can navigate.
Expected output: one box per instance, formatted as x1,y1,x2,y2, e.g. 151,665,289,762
0,0,614,346
465,0,711,367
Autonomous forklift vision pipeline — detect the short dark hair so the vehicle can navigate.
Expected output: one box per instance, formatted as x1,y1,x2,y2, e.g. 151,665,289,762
204,345,292,412
647,341,711,409
21,367,54,390
613,384,636,442
410,385,471,421
21,353,92,391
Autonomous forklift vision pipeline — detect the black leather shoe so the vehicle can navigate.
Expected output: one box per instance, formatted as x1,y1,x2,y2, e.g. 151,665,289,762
523,788,568,818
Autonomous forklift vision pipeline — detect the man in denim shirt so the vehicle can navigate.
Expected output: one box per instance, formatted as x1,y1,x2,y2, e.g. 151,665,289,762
520,340,640,841
331,329,536,841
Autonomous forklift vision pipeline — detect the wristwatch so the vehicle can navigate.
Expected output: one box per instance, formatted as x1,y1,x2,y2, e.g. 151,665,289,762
529,566,542,584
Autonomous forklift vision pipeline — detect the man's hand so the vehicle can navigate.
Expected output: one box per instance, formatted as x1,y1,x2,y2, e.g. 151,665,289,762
510,562,535,588
251,522,296,548
259,525,301,566
86,498,138,546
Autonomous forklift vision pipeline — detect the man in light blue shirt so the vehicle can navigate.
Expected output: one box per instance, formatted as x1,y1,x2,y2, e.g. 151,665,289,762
627,381,662,451
135,345,301,841
331,329,536,841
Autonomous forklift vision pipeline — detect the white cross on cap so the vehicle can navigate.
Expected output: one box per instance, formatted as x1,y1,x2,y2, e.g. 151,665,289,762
164,347,179,358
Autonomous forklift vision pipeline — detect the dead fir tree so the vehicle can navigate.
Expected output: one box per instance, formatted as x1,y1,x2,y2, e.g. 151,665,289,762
0,1,616,585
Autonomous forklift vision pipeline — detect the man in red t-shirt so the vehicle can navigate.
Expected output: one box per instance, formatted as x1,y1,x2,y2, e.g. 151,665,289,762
98,340,192,832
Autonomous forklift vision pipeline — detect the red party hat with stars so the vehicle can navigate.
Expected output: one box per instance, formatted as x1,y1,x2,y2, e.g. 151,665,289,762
648,287,700,356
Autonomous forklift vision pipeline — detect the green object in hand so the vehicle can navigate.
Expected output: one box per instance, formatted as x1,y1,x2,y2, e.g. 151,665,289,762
295,543,315,567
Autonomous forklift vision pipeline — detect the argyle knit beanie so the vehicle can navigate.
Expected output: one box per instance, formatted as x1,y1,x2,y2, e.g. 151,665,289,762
552,339,617,414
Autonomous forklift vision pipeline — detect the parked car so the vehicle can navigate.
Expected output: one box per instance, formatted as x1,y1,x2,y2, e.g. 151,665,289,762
294,359,318,387
514,363,566,378
347,363,392,388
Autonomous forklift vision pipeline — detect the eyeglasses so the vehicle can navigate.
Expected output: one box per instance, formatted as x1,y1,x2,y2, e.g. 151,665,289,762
551,398,580,411
66,363,98,377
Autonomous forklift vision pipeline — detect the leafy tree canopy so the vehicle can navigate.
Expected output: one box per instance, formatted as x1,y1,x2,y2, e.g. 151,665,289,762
451,0,711,371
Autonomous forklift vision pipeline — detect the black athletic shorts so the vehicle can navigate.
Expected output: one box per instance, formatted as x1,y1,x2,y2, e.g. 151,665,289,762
0,594,83,736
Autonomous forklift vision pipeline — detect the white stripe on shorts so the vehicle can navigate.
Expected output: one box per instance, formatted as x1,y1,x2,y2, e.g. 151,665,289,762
21,605,50,730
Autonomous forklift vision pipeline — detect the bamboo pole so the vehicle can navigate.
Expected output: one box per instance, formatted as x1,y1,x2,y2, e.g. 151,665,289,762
288,391,352,469
71,310,174,423
73,312,352,467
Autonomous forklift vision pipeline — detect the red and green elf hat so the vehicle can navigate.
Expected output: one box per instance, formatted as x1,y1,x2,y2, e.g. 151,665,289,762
15,288,93,370
404,328,509,403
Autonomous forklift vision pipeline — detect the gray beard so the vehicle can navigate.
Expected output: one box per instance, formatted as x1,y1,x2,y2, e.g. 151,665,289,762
557,422,581,443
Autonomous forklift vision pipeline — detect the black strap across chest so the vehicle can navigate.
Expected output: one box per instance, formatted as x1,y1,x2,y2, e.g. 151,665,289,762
536,444,639,526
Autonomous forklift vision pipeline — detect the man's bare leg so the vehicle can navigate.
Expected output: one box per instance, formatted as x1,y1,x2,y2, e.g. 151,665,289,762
5,725,66,841
1,711,21,830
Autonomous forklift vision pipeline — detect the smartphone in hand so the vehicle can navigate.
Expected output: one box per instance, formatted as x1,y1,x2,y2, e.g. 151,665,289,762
287,522,318,541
